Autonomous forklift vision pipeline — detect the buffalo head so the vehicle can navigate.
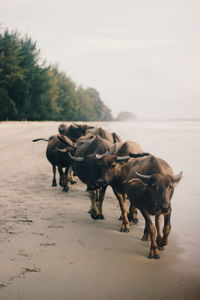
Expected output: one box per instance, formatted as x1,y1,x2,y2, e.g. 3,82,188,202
96,148,130,187
68,124,94,142
135,171,183,214
58,123,68,135
69,152,103,191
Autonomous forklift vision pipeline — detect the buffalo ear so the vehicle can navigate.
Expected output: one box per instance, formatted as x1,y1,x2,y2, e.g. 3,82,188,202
173,171,183,185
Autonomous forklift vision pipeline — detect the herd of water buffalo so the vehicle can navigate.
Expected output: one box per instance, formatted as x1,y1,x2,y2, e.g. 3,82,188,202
33,123,182,259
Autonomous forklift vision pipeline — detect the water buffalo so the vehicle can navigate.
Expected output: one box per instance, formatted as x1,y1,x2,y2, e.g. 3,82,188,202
58,123,95,142
97,152,182,259
32,134,75,191
33,123,94,190
126,154,182,259
96,141,150,230
61,134,115,219
66,123,94,142
86,127,122,143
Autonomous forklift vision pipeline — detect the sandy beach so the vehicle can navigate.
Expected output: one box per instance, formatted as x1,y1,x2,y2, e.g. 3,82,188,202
0,121,200,300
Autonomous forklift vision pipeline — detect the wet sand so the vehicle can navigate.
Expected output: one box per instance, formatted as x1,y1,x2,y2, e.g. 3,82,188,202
0,121,200,300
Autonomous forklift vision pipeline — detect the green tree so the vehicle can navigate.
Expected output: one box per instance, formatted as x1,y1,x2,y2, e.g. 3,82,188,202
0,27,113,121
0,29,24,120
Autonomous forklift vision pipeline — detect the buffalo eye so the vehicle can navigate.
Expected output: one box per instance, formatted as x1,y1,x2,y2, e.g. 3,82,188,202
169,184,174,189
111,163,116,168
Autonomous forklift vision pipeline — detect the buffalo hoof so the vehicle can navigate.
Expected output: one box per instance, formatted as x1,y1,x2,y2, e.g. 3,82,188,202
120,228,130,233
157,242,165,250
90,210,99,220
98,214,105,220
52,183,57,187
63,187,69,192
142,235,150,241
158,245,164,250
148,254,160,259
90,212,105,220
128,214,138,224
118,216,123,221
157,239,166,250
131,218,138,224
70,181,77,185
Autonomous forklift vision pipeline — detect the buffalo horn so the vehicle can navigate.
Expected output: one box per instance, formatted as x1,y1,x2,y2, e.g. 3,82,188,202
136,171,151,180
173,171,183,182
96,153,105,160
108,143,117,155
56,148,67,153
68,152,84,162
72,123,80,127
116,155,129,162
57,135,75,147
96,144,117,160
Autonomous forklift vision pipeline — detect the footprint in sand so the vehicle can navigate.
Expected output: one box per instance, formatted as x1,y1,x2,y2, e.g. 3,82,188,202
48,224,64,229
40,242,56,247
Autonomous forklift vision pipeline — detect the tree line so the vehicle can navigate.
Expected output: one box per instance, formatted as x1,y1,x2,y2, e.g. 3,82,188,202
0,28,112,121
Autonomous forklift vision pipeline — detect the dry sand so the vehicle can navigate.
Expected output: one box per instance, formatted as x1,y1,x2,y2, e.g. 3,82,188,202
0,121,200,300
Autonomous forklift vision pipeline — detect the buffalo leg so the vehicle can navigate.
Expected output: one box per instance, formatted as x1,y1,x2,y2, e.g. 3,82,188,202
96,186,107,219
52,165,57,186
140,209,160,259
57,166,64,187
62,166,70,192
128,202,138,224
161,213,171,248
113,188,130,233
155,214,163,249
88,190,99,220
68,167,77,184
142,220,150,241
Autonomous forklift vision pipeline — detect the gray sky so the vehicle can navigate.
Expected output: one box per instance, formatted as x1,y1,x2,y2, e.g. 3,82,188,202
1,0,200,119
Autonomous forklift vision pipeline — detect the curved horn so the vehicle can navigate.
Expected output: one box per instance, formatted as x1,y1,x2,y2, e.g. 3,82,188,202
116,156,129,162
129,152,151,158
96,144,117,160
108,143,117,155
136,171,152,180
57,135,75,147
173,171,183,183
56,147,67,153
72,123,81,127
68,152,84,162
96,153,105,160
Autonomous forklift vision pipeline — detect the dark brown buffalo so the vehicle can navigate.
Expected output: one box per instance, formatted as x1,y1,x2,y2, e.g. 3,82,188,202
32,123,94,190
97,152,182,259
86,127,122,143
61,134,115,219
59,123,94,142
32,134,75,191
96,141,150,230
58,123,68,135
67,124,94,142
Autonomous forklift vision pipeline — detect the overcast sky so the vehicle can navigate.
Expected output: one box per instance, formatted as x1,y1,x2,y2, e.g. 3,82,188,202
1,0,200,119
